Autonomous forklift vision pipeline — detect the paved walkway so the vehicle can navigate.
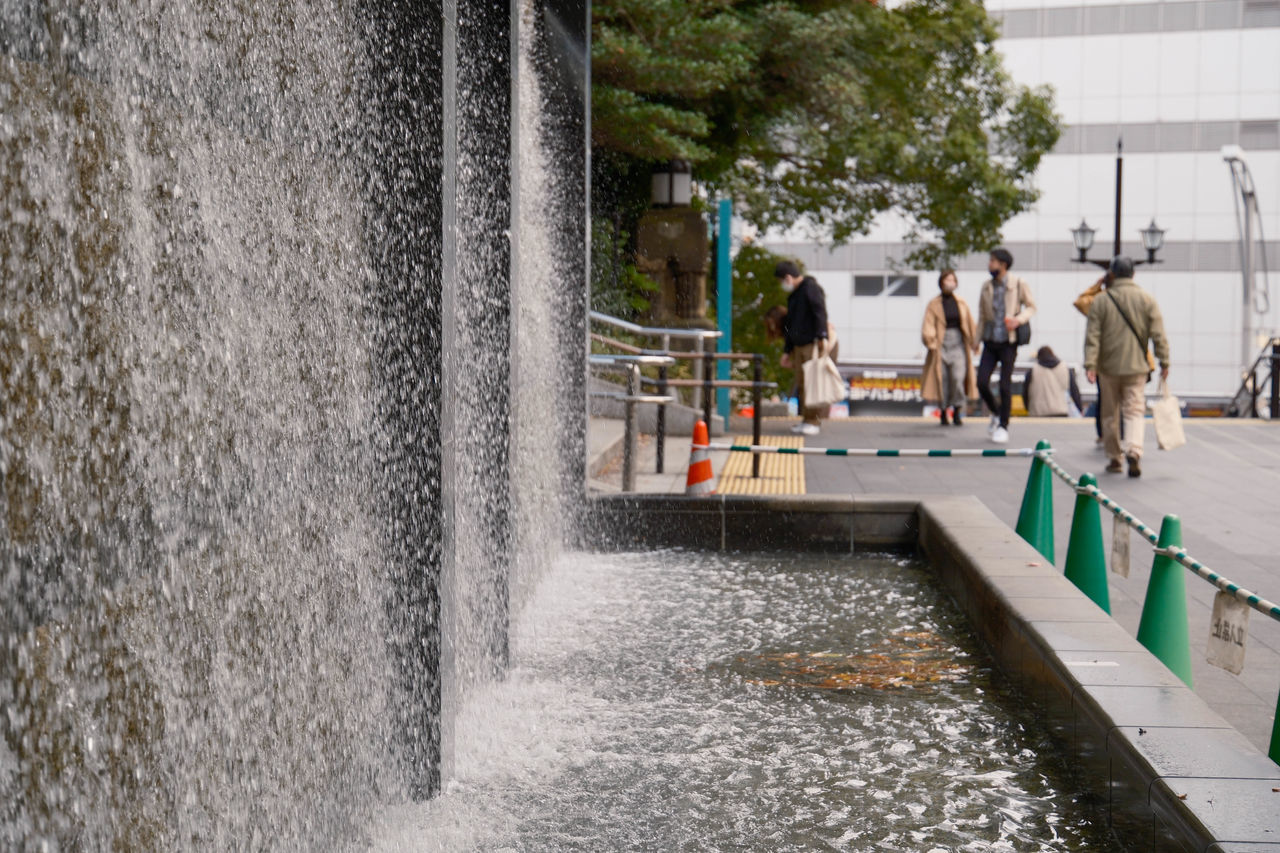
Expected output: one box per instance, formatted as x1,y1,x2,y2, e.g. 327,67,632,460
590,414,1280,754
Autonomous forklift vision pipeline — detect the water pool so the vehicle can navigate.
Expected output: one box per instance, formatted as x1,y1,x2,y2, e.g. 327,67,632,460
375,551,1116,851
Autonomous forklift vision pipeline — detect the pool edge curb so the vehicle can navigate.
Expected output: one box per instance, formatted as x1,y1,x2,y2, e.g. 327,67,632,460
584,492,1280,850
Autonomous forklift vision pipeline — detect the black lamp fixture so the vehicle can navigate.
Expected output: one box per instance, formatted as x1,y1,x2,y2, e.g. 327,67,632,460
1071,218,1096,263
1139,218,1166,264
1070,139,1166,269
650,160,693,207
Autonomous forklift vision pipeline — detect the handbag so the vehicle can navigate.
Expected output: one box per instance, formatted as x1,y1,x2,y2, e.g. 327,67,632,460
1013,277,1031,345
1151,378,1186,450
1073,281,1103,317
1015,321,1031,346
802,341,847,407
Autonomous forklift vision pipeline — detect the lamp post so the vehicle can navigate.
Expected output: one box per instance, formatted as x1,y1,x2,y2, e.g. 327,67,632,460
1221,144,1272,374
1070,139,1165,269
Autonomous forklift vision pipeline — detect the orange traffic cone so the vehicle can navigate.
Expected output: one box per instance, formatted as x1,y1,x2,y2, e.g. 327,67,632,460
685,419,715,496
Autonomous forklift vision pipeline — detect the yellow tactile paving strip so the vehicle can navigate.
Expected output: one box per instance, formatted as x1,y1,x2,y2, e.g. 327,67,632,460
717,435,805,495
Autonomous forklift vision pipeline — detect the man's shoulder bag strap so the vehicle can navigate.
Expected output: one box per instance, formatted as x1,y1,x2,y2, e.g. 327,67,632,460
1106,290,1155,375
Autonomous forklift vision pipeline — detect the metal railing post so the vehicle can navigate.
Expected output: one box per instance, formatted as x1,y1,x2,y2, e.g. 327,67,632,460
703,346,714,432
752,355,763,479
1270,341,1279,420
656,364,668,473
623,364,638,492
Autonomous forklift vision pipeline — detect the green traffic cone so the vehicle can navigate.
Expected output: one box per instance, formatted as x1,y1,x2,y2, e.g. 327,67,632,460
1016,440,1054,564
1270,686,1280,764
1136,515,1193,687
1064,473,1110,613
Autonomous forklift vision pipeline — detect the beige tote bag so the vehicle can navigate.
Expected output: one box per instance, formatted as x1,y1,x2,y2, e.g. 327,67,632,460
1151,379,1186,450
802,343,847,407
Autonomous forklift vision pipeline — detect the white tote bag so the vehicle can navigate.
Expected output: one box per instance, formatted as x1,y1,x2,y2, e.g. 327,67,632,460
802,343,847,408
1151,379,1186,450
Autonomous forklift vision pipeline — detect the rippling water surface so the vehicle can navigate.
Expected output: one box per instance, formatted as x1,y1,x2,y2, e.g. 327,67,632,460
375,551,1116,852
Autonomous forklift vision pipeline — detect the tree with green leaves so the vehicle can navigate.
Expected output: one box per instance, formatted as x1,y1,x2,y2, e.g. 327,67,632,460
592,0,1060,269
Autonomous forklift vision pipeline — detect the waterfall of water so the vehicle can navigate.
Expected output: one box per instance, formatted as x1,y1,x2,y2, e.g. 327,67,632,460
0,0,587,847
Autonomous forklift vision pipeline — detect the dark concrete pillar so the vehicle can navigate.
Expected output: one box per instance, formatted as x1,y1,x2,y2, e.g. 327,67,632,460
443,0,515,689
363,0,446,802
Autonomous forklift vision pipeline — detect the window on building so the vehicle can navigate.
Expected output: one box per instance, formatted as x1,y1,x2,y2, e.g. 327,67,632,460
1244,0,1280,26
853,275,885,297
1241,120,1280,150
1124,3,1161,31
1044,7,1082,35
1085,4,1123,33
1202,0,1241,28
1001,9,1042,37
886,276,919,297
1157,122,1196,152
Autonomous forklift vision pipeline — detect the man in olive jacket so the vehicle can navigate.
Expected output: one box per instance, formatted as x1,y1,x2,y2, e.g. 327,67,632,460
1084,256,1170,478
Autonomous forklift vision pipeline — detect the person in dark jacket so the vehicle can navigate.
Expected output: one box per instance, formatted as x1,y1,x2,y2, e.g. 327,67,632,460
775,259,830,435
1023,346,1083,416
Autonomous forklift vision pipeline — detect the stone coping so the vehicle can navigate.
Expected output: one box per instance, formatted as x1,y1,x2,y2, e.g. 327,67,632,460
585,493,1280,851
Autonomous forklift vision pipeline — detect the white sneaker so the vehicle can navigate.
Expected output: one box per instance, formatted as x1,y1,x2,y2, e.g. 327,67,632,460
799,423,820,436
991,426,1009,444
987,415,999,436
790,422,807,434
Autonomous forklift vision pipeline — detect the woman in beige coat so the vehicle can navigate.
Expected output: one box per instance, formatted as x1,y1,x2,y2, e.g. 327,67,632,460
921,269,979,425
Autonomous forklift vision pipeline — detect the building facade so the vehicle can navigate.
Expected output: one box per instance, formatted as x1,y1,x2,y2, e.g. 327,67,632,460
763,0,1280,399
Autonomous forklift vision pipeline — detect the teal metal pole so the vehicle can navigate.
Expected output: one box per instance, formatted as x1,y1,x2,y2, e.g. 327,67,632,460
716,199,732,421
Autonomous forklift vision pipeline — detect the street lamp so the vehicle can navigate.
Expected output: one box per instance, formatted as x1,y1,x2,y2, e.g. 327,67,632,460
1139,218,1166,264
1070,139,1165,269
1071,219,1096,263
650,160,693,207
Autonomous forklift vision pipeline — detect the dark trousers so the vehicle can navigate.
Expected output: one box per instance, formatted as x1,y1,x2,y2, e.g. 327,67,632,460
1093,385,1123,440
977,342,1018,428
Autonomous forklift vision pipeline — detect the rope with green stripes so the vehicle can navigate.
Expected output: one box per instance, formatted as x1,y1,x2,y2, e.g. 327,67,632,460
1035,450,1161,544
1157,547,1280,623
1033,451,1279,623
700,443,1038,458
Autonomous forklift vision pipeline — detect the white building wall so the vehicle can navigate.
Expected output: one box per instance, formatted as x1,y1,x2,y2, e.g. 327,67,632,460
763,0,1280,398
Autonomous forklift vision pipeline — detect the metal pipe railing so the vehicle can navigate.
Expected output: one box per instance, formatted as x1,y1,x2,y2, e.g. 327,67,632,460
590,310,722,343
589,354,676,491
592,325,778,478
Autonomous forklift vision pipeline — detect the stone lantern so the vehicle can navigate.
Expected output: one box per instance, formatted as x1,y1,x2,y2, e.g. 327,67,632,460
635,161,711,326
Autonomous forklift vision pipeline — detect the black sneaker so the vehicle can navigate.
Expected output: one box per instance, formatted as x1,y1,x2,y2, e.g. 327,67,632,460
1127,455,1141,478
939,410,949,426
952,411,963,426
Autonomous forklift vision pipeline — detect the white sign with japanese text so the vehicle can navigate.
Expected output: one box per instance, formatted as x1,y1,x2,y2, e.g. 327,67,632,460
1206,591,1248,675
1110,515,1130,578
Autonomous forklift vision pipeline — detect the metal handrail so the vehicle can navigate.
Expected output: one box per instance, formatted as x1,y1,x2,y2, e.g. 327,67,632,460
591,392,676,405
590,313,726,424
590,310,721,342
589,353,676,368
591,332,759,361
590,355,682,491
1226,336,1280,418
589,314,786,479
